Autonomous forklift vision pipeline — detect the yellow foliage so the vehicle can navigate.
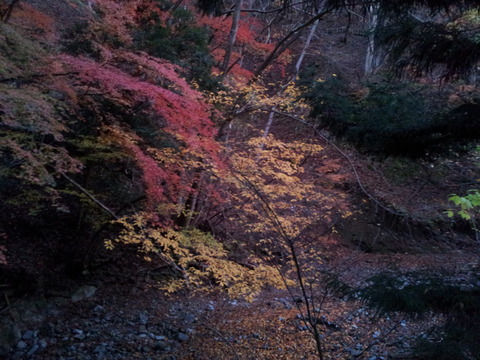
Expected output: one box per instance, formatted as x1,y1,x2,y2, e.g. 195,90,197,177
108,213,284,300
224,132,349,268
205,80,309,116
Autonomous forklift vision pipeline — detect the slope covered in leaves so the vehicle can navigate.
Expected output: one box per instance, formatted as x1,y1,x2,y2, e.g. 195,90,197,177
0,0,289,299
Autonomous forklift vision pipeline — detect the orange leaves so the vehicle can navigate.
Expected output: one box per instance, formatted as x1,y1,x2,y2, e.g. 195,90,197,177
7,3,55,40
58,50,225,218
88,0,161,43
109,216,283,300
60,53,219,156
199,13,284,82
220,132,350,263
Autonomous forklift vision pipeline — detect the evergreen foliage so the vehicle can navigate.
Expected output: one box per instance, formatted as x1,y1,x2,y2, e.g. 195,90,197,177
359,271,480,359
301,73,480,157
135,3,221,90
377,13,480,81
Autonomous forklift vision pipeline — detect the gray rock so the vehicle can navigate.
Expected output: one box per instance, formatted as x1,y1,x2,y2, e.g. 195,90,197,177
350,349,363,357
177,332,188,342
182,313,196,323
139,311,149,325
73,329,86,340
154,341,170,352
22,330,35,340
17,340,27,349
95,344,107,360
72,286,97,302
93,305,104,313
27,344,40,356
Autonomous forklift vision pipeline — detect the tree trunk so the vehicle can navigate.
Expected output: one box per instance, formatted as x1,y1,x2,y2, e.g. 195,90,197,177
252,8,331,81
364,5,381,77
293,18,319,79
221,0,242,78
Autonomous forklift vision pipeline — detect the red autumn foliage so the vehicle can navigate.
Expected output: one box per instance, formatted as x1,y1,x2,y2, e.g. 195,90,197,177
59,53,219,156
57,52,223,214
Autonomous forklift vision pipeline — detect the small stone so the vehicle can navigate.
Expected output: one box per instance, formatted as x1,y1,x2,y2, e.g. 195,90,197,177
350,349,362,357
71,286,97,302
22,330,35,340
139,312,149,325
154,341,170,352
373,331,381,338
177,332,188,342
207,304,215,311
155,335,165,341
27,344,39,356
17,341,27,349
39,339,48,348
183,313,196,323
95,344,107,360
93,305,104,313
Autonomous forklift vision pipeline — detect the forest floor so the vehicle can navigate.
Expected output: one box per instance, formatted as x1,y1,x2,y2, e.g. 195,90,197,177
2,242,477,360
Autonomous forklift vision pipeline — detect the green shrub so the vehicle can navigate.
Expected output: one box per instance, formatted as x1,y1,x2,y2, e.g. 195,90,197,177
358,271,480,359
300,72,480,157
135,4,221,91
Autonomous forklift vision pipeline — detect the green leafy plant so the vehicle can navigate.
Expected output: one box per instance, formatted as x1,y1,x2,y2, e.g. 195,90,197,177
447,190,480,221
447,189,480,241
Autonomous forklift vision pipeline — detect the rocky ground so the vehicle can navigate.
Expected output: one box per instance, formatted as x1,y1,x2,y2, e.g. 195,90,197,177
1,248,477,360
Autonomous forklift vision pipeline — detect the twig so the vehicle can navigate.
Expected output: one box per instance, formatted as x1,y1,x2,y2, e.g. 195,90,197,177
0,72,79,84
197,318,241,360
60,172,119,220
270,110,408,218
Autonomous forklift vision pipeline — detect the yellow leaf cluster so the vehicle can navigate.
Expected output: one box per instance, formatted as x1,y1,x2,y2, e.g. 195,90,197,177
108,213,284,300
